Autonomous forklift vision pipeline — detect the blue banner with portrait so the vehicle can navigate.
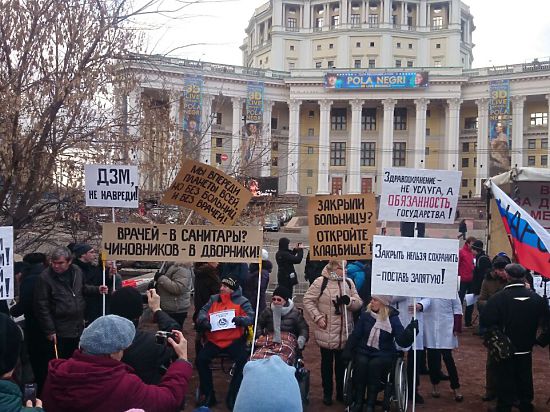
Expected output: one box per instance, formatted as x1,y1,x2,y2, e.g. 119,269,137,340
182,76,203,159
489,80,511,176
324,72,429,89
243,82,264,174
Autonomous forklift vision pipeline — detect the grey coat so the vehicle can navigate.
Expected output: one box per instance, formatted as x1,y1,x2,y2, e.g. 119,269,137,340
156,264,192,314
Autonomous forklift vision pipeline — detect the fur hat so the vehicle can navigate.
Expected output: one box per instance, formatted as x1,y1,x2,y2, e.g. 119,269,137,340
80,315,135,355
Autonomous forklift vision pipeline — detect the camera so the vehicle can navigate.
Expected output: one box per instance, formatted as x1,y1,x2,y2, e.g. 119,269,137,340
155,331,177,345
141,293,149,304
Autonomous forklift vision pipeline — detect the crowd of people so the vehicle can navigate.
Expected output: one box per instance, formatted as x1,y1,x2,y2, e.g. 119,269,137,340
1,235,549,412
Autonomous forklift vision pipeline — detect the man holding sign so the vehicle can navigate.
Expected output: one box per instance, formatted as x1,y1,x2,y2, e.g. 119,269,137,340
196,276,254,409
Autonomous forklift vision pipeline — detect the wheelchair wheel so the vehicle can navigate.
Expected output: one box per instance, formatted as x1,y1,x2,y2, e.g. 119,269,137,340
393,356,408,412
343,362,354,407
298,369,310,410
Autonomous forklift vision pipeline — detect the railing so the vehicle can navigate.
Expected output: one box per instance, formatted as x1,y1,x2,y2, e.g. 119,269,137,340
285,26,299,32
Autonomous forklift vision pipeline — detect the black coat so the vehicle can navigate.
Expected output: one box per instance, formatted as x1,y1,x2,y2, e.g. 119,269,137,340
472,252,492,295
304,254,327,284
275,239,303,288
193,264,220,322
10,263,46,336
257,302,309,340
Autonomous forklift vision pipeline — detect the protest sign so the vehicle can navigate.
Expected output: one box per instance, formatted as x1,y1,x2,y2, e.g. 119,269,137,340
371,235,459,299
0,227,14,300
102,223,263,263
85,165,139,208
161,159,252,226
378,167,461,224
515,182,550,230
308,194,377,260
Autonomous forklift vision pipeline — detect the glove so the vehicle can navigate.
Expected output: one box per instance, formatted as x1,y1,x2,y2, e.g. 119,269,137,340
297,336,306,350
198,320,212,332
232,317,245,327
406,319,419,335
153,271,163,282
453,314,463,334
337,295,351,306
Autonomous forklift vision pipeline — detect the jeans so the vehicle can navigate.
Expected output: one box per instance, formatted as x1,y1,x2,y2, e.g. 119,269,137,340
427,348,460,389
320,348,345,399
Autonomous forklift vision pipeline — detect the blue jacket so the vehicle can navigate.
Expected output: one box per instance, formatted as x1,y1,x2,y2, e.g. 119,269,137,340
346,261,365,292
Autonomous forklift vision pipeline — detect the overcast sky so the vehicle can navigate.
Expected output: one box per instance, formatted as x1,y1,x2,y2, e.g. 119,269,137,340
139,0,550,68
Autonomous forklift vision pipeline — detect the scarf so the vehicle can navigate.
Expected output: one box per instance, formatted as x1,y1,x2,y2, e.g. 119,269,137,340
366,311,392,350
270,300,294,343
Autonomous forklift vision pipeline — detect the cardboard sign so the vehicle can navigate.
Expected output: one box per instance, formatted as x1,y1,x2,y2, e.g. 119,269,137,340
85,165,139,208
161,160,252,226
308,194,377,260
371,235,459,299
0,227,14,300
379,168,461,224
102,223,263,263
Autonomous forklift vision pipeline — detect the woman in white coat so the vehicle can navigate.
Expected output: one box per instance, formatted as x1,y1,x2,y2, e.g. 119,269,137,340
393,296,430,404
422,296,464,402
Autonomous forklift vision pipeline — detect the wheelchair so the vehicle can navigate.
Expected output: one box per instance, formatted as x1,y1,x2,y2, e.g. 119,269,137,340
343,352,408,412
294,348,311,410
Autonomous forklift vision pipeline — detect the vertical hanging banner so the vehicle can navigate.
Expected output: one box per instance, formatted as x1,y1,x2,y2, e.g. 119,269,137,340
244,82,264,171
489,80,511,176
85,165,139,208
0,226,14,300
183,76,203,159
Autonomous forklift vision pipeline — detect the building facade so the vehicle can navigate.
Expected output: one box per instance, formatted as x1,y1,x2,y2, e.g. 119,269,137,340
123,0,550,198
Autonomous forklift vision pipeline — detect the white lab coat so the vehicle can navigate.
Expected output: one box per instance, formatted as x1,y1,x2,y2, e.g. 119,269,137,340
392,296,431,350
423,297,462,350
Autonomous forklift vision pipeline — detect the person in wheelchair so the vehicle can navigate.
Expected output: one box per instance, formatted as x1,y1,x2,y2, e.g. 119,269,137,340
343,295,418,412
196,276,254,409
252,286,309,365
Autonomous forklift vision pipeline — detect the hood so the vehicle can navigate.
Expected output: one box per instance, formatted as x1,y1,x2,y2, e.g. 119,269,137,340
0,379,22,411
278,237,290,251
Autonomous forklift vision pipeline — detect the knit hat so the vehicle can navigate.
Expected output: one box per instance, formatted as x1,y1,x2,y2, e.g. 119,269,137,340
0,313,23,375
505,263,527,279
371,295,393,306
261,249,269,261
272,286,291,302
73,243,93,258
233,356,302,412
80,315,136,355
110,287,144,321
471,240,484,251
221,276,239,291
492,255,511,269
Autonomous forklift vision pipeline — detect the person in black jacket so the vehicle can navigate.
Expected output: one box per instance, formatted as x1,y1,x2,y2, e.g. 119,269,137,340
471,240,492,296
304,252,328,285
243,249,272,314
275,237,303,297
110,287,179,384
480,263,550,412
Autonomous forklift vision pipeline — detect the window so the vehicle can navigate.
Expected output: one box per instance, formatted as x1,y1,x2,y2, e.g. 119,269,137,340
307,169,313,177
528,139,536,149
330,142,346,166
361,142,376,166
396,42,401,48
528,156,536,166
462,143,469,152
216,138,223,148
434,60,442,67
542,139,548,149
351,14,360,26
287,17,297,29
462,179,468,187
426,128,430,136
215,112,222,125
474,157,477,167
368,15,378,25
408,43,413,49
271,118,278,130
530,112,548,126
462,158,469,167
407,61,414,67
215,153,222,164
328,60,335,68
315,61,322,68
329,43,334,49
308,128,315,136
425,147,430,155
290,45,294,51
354,59,361,68
316,17,324,28
331,108,347,130
356,42,361,47
259,60,262,65
308,110,315,118
392,15,398,26
361,108,376,131
271,157,278,166
432,16,443,29
542,155,548,166
436,43,441,49
394,108,407,130
307,146,314,154
271,141,278,151
368,59,376,68
395,60,402,68
464,117,478,130
306,187,313,194
392,142,406,166
331,15,340,27
369,41,375,47
426,110,431,117
316,44,322,51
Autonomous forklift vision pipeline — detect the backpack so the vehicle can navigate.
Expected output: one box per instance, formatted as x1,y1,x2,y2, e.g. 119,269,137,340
318,276,353,298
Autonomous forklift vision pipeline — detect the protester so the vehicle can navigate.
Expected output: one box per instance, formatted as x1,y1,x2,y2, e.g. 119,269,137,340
193,262,221,324
303,260,362,405
252,286,309,365
195,276,254,409
219,262,249,289
110,287,179,384
457,219,467,240
423,296,464,402
304,253,327,285
342,295,417,412
481,263,550,412
458,237,476,327
275,237,304,296
42,315,192,412
243,249,272,314
233,355,303,412
154,262,193,328
0,313,43,411
34,246,108,360
471,240,492,298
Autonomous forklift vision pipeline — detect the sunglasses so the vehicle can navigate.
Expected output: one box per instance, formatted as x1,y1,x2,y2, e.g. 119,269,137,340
272,297,285,303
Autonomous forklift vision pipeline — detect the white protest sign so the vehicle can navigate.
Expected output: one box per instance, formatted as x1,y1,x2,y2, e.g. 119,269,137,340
210,309,236,331
371,235,459,299
0,227,14,300
379,168,461,224
85,165,139,208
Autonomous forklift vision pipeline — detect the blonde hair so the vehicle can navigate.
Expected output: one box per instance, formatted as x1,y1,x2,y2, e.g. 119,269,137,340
366,302,390,321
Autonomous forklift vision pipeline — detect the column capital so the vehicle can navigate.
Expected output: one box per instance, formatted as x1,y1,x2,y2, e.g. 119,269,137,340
475,97,490,110
288,99,301,111
511,95,526,107
414,98,430,109
319,99,333,111
264,100,275,110
350,99,364,111
447,98,463,109
382,98,397,109
231,97,243,105
546,94,550,102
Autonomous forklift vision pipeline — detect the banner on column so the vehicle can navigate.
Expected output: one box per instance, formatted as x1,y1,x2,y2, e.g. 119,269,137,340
244,82,264,173
102,223,263,263
489,80,511,176
161,159,252,226
183,76,203,160
307,194,377,260
85,165,139,208
0,226,14,300
371,235,459,299
378,167,461,224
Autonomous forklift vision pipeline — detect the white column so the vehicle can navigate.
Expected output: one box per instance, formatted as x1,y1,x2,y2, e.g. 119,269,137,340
324,3,329,27
382,0,392,25
304,1,311,29
200,94,214,165
261,100,275,177
379,98,396,188
419,0,426,30
317,99,332,194
401,2,406,26
365,0,369,25
231,97,243,170
342,0,349,26
547,95,550,162
286,99,301,194
446,98,462,170
127,87,142,166
511,95,526,168
349,99,363,194
476,98,490,196
414,98,430,168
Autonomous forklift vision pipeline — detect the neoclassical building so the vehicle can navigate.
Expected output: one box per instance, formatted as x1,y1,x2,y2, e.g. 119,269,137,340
123,0,550,198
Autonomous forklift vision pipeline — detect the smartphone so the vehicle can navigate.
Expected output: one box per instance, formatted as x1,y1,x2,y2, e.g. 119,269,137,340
23,383,37,404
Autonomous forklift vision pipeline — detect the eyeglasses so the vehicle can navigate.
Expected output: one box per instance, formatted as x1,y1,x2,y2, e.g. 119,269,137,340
272,297,285,303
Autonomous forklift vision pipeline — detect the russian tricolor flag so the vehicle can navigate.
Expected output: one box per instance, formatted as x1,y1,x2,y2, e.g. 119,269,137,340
490,183,550,279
